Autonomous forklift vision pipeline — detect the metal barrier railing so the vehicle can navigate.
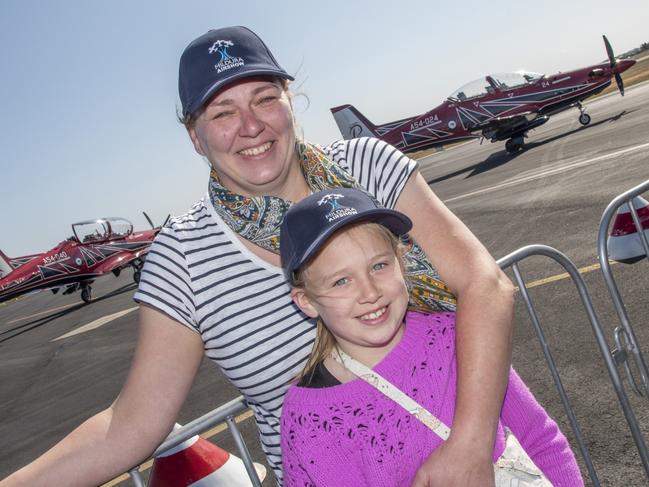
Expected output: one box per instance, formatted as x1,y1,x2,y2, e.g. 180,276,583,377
497,244,611,485
596,179,649,475
126,397,262,487
597,179,649,397
123,242,649,486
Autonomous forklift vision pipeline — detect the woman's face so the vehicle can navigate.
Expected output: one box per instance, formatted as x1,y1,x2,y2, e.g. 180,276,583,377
188,77,298,197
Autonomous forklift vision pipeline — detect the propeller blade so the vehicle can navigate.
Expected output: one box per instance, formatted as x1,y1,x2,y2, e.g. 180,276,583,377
615,72,625,96
142,211,155,229
603,34,616,68
162,214,171,227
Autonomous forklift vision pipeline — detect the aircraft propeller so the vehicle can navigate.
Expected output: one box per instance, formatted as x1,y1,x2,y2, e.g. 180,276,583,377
143,211,171,230
143,211,155,229
603,34,625,96
615,73,625,96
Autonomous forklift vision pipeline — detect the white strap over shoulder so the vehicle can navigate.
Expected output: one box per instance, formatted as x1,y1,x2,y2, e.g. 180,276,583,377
330,347,554,486
330,347,451,440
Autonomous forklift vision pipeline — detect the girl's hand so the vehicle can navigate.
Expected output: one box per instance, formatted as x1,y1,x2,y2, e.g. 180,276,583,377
410,440,495,487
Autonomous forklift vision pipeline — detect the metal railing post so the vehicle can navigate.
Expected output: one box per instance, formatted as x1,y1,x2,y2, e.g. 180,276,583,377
594,179,649,478
226,415,263,487
509,262,599,484
122,397,257,486
127,467,146,487
498,244,649,482
597,179,649,397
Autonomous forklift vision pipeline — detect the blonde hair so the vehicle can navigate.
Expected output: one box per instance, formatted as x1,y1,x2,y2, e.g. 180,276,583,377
292,223,405,382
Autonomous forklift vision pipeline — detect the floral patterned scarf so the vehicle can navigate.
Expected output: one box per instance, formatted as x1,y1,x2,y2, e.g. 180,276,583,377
208,141,456,312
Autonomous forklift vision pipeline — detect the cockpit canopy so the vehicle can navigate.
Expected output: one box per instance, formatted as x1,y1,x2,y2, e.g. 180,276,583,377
448,71,544,101
72,218,133,243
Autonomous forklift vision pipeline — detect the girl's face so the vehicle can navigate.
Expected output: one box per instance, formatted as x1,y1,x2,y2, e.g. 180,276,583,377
292,225,409,363
187,77,299,198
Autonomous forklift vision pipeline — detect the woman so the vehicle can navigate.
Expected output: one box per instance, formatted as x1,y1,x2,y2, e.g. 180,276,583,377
1,26,514,486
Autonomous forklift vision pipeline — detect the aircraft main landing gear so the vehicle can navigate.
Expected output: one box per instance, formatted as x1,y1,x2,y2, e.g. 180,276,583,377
576,102,591,126
505,136,524,154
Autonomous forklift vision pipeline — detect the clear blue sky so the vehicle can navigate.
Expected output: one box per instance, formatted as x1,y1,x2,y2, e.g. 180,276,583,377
2,0,648,256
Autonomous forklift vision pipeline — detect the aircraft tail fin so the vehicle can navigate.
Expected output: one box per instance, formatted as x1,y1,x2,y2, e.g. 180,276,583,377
330,105,379,139
0,250,12,278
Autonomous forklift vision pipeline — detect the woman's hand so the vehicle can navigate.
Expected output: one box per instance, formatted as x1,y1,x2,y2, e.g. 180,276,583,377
411,439,495,487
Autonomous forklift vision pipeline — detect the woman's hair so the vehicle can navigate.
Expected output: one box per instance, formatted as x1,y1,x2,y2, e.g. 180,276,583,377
178,77,292,129
292,223,406,382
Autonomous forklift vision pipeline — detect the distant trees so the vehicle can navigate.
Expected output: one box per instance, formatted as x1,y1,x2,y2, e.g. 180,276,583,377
621,42,649,58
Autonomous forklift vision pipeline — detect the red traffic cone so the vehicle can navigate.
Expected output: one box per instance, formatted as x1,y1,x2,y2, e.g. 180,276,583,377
607,195,649,264
148,426,267,487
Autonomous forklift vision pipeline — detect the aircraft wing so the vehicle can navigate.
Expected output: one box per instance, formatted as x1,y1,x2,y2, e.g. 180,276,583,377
470,111,537,132
469,111,547,141
91,248,150,276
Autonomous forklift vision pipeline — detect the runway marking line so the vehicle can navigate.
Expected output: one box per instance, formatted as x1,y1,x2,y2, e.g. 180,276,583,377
51,307,139,342
6,302,81,324
517,261,616,289
445,142,649,203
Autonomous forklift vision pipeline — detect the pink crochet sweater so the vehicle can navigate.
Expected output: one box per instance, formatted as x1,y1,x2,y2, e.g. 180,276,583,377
281,311,583,486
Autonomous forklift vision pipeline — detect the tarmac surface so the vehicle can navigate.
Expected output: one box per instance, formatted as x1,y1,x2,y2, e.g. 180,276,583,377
1,81,649,486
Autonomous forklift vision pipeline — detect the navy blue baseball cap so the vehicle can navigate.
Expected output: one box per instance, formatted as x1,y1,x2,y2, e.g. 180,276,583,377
179,26,294,117
280,188,412,284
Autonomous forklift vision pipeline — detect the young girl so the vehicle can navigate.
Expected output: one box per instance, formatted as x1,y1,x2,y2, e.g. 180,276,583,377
279,187,584,487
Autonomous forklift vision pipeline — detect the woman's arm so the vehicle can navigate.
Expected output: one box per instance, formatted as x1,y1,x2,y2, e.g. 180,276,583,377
396,171,515,487
1,306,204,487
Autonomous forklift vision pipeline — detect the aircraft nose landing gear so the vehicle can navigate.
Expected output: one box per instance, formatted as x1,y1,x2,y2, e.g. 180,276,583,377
80,282,92,304
132,258,144,284
576,102,591,126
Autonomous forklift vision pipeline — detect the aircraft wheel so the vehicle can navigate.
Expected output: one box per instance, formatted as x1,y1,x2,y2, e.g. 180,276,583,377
81,286,92,304
505,139,521,153
579,113,591,126
133,270,141,284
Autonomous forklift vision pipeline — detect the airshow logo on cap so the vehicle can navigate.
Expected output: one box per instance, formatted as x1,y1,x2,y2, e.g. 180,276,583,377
208,39,244,74
317,193,358,222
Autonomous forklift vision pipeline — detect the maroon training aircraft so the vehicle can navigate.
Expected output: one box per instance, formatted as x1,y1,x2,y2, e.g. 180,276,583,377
331,36,636,154
0,214,165,304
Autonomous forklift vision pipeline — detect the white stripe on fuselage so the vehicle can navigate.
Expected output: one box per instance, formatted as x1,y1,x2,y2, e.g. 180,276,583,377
552,76,571,84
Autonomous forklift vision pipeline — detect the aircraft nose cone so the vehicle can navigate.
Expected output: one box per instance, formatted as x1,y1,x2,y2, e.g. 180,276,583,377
616,58,636,74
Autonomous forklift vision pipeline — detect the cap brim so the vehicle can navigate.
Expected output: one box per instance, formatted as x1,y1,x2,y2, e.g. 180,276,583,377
295,208,412,272
188,69,295,116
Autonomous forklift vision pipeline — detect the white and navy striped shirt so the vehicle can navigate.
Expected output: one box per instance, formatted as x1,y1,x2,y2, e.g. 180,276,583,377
134,137,418,483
